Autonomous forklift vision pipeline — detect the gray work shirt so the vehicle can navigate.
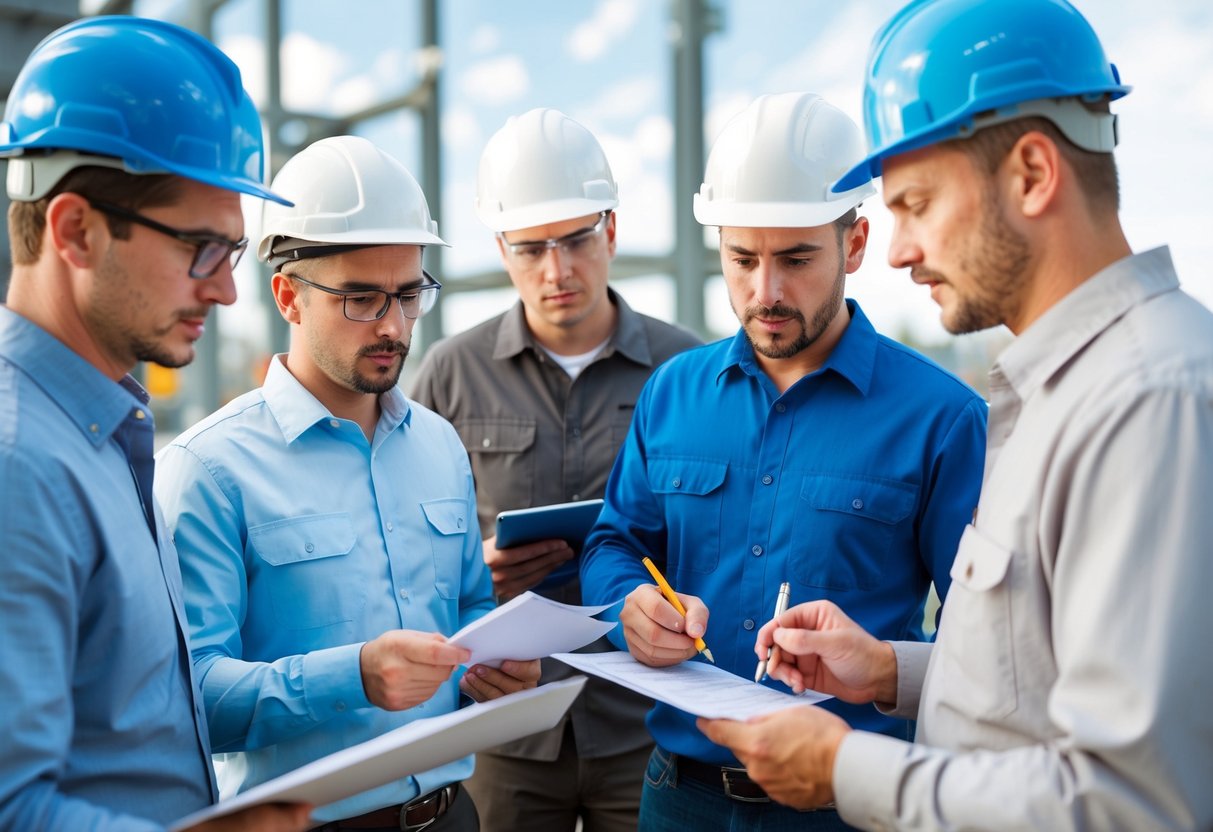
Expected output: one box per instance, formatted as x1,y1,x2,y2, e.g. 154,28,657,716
410,289,702,760
835,247,1213,830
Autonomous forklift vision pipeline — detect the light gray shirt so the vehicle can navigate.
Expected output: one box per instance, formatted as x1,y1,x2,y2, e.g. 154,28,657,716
834,247,1213,831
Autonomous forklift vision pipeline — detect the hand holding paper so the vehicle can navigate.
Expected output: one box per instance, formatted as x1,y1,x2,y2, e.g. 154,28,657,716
448,591,616,668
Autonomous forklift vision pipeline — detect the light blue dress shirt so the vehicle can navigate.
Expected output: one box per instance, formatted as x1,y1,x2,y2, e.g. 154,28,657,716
581,301,988,765
155,355,494,823
0,306,215,832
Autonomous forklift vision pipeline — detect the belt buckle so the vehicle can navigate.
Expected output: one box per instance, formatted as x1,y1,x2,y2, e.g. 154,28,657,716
400,784,454,832
720,765,769,803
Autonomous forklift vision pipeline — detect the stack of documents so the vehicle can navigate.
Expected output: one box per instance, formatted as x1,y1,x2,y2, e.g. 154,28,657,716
553,651,830,720
449,591,616,667
171,677,587,830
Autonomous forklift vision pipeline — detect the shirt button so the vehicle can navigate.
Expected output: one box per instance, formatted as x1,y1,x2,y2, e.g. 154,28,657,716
134,409,146,420
751,545,763,556
329,419,340,428
774,403,786,413
482,438,492,448
89,424,99,433
964,562,974,580
572,493,581,501
743,619,755,631
335,701,346,712
457,517,464,528
852,498,864,510
399,588,409,600
761,474,773,485
672,478,681,488
386,522,394,532
305,542,315,553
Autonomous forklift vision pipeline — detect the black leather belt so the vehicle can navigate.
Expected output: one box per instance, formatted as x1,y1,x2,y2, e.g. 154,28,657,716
311,782,459,831
675,755,770,803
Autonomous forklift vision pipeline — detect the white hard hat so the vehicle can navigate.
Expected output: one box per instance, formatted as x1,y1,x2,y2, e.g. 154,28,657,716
475,108,618,233
258,135,446,268
694,92,877,228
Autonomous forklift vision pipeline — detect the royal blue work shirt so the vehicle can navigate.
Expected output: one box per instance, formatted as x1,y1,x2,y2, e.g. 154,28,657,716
581,301,987,765
0,306,215,831
155,356,494,823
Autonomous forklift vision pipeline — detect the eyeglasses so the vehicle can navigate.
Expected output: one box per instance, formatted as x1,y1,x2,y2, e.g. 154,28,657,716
498,211,610,268
287,272,443,321
87,199,248,279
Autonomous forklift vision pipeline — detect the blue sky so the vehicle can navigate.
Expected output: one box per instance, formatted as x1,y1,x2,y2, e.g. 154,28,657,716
118,0,1213,352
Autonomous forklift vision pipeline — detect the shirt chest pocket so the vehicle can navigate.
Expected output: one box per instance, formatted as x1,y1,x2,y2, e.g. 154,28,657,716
936,524,1019,720
248,513,364,630
648,457,727,574
457,419,537,514
421,498,471,600
791,474,916,591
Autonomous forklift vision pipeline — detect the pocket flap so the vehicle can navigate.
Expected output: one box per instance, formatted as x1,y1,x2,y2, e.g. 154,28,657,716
949,524,1014,591
250,513,355,566
421,498,470,536
456,419,536,454
648,457,727,496
800,474,915,525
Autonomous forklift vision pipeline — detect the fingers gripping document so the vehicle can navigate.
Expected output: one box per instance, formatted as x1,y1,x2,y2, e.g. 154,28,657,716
449,591,616,667
552,651,830,720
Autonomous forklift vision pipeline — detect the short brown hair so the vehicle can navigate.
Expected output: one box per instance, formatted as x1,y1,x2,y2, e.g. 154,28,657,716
8,167,183,265
949,112,1120,216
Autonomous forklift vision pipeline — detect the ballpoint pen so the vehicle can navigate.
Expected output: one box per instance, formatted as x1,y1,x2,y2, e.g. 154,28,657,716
754,581,791,682
641,556,715,663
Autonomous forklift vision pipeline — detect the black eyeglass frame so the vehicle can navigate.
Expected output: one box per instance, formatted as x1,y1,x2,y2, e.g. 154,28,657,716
88,199,249,279
286,271,443,321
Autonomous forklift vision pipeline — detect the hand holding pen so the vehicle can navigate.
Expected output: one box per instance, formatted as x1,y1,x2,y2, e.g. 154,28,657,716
754,581,791,682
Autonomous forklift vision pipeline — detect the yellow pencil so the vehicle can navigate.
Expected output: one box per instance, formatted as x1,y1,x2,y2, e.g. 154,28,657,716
641,557,715,663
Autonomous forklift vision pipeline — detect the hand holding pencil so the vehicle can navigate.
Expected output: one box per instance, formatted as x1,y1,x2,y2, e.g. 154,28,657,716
617,557,715,666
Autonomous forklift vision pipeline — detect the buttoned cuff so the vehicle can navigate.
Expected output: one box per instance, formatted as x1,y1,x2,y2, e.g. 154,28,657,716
833,730,910,832
302,642,372,717
873,640,931,719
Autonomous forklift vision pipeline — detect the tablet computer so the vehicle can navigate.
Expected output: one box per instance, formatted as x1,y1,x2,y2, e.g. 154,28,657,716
494,499,605,550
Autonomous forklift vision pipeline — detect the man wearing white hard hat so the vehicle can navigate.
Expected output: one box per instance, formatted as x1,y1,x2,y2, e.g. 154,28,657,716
580,92,987,831
156,136,541,832
700,1,1213,829
411,108,700,832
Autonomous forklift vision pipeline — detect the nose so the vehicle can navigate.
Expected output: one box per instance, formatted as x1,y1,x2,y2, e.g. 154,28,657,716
198,263,238,307
752,261,782,310
374,295,410,340
887,219,921,270
541,245,572,283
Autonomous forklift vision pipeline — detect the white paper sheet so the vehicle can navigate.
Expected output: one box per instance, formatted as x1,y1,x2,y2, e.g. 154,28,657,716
170,677,587,830
552,651,830,720
450,591,616,667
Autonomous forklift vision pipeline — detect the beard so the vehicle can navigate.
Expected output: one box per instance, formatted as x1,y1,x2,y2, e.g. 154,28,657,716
925,189,1031,335
349,339,409,394
741,259,846,360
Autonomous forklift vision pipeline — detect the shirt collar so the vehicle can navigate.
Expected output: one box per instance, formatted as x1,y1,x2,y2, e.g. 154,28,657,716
0,306,150,447
715,299,877,396
492,288,655,367
261,354,411,444
994,247,1178,401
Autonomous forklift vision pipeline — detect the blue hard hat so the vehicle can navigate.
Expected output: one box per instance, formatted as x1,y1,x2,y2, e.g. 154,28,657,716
0,15,287,204
834,0,1130,192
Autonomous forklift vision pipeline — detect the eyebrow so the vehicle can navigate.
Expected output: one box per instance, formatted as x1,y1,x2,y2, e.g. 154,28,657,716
334,276,429,292
723,242,824,257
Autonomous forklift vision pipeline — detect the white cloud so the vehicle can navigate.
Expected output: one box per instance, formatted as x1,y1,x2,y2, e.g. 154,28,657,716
468,24,501,55
331,76,379,115
579,76,662,123
280,32,349,112
634,115,673,160
218,34,267,108
460,55,530,105
567,0,641,62
441,105,483,153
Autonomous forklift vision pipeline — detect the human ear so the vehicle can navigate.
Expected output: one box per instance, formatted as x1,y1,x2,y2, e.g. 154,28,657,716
1006,131,1062,219
271,271,303,324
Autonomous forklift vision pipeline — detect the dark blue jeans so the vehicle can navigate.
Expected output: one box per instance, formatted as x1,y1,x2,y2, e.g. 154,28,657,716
639,746,859,831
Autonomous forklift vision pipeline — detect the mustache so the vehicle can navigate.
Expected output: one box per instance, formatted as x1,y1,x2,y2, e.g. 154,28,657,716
358,340,409,357
743,303,805,324
911,266,948,285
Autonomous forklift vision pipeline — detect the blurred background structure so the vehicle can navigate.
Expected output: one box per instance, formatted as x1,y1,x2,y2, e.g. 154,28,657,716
3,0,1212,435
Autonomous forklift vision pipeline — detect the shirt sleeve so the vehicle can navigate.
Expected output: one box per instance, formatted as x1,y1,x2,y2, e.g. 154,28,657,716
579,376,664,647
916,397,987,612
155,443,371,754
0,453,166,832
835,385,1213,831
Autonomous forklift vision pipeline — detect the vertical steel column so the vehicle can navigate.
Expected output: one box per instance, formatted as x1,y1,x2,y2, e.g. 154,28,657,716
417,0,445,349
671,0,708,336
263,0,290,355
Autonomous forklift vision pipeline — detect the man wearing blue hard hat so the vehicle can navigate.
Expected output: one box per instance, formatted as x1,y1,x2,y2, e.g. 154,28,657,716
0,16,309,832
700,1,1213,830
